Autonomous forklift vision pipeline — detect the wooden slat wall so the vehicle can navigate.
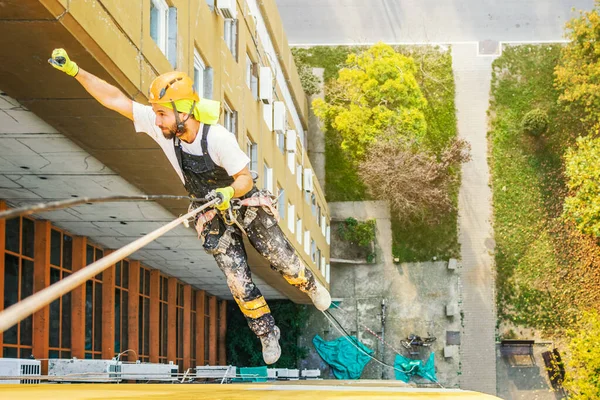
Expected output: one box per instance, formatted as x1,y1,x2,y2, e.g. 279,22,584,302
209,296,217,365
196,290,206,366
149,270,160,363
101,250,115,359
33,220,50,372
183,285,191,370
0,201,6,351
70,236,87,359
127,260,140,361
167,277,177,363
218,300,227,365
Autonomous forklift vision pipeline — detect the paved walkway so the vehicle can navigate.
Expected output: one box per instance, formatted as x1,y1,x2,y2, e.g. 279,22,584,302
452,43,497,395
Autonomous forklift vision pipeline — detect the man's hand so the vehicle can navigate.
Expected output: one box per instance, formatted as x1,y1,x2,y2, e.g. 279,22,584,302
210,187,235,211
49,48,79,77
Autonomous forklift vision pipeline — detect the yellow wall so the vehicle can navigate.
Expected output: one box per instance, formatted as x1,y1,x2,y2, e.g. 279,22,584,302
42,0,330,284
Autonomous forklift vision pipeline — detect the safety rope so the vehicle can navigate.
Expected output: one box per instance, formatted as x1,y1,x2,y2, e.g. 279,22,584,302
323,306,444,388
0,194,207,220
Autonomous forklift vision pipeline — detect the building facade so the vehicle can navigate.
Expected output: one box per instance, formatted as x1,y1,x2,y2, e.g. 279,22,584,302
0,0,330,368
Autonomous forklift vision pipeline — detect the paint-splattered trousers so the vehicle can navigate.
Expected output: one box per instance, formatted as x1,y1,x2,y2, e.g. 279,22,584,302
197,206,316,337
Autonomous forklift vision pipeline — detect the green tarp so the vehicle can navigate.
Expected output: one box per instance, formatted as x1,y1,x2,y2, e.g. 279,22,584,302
393,352,437,383
313,335,373,379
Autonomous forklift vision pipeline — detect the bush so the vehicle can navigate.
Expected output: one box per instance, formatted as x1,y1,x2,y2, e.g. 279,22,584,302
357,136,471,224
296,62,321,96
226,301,309,368
563,135,600,236
337,217,376,247
521,108,549,136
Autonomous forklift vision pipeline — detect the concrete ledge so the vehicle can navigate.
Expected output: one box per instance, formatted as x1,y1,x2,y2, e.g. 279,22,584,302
329,201,391,220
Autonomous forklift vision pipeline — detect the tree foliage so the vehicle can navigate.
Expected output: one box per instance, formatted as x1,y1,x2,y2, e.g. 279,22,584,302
563,311,600,399
358,135,470,224
555,0,600,127
226,301,309,368
312,43,428,161
563,135,600,236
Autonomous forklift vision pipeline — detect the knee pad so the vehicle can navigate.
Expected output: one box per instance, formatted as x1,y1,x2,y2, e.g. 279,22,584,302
234,295,271,319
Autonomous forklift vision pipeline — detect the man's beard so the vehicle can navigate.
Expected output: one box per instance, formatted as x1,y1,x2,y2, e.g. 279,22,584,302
161,124,185,140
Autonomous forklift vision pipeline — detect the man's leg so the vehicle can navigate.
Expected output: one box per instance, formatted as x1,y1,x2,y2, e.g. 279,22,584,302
212,230,281,364
246,208,331,311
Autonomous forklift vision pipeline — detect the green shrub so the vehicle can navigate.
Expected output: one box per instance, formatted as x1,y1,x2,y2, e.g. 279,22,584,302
226,301,309,368
337,217,376,247
521,108,549,136
563,135,600,237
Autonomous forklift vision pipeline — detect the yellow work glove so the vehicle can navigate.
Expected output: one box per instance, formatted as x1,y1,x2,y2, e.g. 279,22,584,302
213,186,235,211
48,48,79,77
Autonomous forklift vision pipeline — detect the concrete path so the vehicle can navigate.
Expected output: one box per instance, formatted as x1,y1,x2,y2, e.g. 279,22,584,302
452,44,496,395
276,0,594,45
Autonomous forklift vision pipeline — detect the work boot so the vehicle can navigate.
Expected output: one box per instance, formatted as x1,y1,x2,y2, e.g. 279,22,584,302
260,326,281,365
308,279,331,311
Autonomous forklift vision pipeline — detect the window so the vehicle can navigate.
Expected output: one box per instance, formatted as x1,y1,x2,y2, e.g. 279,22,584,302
263,162,273,193
138,267,151,362
304,231,310,255
317,205,322,227
325,264,331,284
296,162,302,189
85,244,104,359
296,217,302,244
317,248,322,270
205,0,215,10
114,260,129,360
3,216,34,359
277,185,285,221
223,100,237,135
190,291,197,367
194,50,213,99
311,194,317,216
204,297,210,364
176,283,184,371
49,229,72,359
326,225,331,245
311,239,317,264
277,131,285,153
321,256,326,275
321,215,327,235
150,0,177,67
246,54,258,98
159,275,169,363
246,136,258,172
287,203,295,233
223,18,238,59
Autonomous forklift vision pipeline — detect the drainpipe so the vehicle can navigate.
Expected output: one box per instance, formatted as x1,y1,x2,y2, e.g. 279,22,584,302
381,298,387,379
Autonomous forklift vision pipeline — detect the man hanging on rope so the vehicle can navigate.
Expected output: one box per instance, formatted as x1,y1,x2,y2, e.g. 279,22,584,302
49,48,331,364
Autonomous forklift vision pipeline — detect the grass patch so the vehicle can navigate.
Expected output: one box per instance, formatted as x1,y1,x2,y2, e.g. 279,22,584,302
294,45,459,262
489,44,599,333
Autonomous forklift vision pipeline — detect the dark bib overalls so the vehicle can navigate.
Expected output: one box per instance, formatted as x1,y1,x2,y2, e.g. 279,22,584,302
173,124,316,337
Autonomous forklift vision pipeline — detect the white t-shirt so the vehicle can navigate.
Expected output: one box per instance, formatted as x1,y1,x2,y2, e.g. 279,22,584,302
132,102,250,184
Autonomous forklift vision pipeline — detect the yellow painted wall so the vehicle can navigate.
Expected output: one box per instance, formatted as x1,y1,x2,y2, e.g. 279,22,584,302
41,0,330,284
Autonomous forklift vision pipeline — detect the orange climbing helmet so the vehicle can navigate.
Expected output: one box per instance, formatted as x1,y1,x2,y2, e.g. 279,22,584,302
148,71,199,103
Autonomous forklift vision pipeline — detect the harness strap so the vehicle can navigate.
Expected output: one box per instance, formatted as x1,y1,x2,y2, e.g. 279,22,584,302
172,123,212,173
239,195,280,222
194,209,218,238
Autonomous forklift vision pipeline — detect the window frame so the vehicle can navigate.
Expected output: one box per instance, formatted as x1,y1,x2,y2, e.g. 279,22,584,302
48,228,73,360
2,216,35,359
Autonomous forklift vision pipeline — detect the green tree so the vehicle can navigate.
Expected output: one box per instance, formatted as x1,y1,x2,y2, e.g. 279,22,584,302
313,43,428,161
563,311,600,399
555,0,600,127
563,135,600,236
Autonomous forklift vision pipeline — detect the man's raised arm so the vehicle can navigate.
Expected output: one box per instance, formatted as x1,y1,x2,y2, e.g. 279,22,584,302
49,48,133,121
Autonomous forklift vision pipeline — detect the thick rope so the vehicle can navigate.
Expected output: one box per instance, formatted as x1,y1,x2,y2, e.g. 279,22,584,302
0,194,207,220
0,198,219,333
